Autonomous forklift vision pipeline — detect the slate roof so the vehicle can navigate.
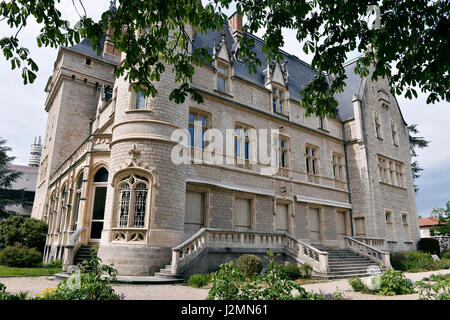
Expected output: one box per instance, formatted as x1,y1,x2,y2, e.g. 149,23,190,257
193,24,358,121
67,36,108,62
333,59,363,121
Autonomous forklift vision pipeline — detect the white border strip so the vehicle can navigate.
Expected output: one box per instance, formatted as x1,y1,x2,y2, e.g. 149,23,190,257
187,178,275,196
295,194,352,209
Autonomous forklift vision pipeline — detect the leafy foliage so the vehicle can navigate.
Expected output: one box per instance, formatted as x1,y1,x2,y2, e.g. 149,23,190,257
416,275,450,300
417,238,441,256
348,269,415,296
390,251,450,272
0,138,22,218
0,215,48,252
37,246,122,300
431,201,450,236
236,254,263,278
1,1,449,117
407,124,429,193
207,251,342,300
279,262,312,280
187,273,212,288
0,246,42,267
0,282,28,300
378,269,415,296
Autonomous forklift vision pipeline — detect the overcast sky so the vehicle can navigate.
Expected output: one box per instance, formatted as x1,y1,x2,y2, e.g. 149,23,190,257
0,1,448,217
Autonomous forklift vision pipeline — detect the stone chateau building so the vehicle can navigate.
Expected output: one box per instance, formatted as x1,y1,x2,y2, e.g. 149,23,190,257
31,12,420,277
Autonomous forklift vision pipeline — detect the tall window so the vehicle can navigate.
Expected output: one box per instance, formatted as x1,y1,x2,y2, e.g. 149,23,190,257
135,91,146,109
116,174,150,228
332,153,344,181
378,155,404,187
216,65,228,93
273,136,289,169
385,210,395,240
235,125,250,161
319,117,327,130
272,88,285,114
188,110,210,149
58,185,67,233
391,120,399,146
374,112,382,139
73,175,83,231
305,145,319,175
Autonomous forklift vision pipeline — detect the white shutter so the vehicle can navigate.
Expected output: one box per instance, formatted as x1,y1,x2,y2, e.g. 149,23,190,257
337,211,346,240
276,204,288,232
184,191,205,237
235,198,251,231
354,217,366,236
309,208,320,242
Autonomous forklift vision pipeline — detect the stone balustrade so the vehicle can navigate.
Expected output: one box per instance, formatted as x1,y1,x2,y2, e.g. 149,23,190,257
344,236,391,268
353,236,386,248
171,228,329,275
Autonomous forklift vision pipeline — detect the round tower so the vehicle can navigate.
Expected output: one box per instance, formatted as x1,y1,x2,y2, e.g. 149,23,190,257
98,52,190,275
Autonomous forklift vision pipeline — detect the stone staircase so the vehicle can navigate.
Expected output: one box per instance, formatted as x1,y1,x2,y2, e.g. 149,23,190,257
73,245,94,266
322,248,383,279
154,264,185,280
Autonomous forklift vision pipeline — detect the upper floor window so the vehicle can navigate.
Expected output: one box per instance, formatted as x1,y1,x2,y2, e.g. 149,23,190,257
305,145,319,175
188,109,210,149
319,117,328,131
216,65,228,93
378,155,404,187
391,120,399,146
374,112,382,139
235,125,250,161
273,136,289,168
332,153,344,181
272,88,285,114
135,91,146,110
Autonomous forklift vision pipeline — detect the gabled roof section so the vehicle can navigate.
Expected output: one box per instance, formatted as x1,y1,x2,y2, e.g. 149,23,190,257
333,59,362,121
193,23,320,105
66,36,113,64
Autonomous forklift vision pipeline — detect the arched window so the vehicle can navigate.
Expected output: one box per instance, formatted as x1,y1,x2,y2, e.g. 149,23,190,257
94,167,109,182
47,191,56,231
116,174,150,228
58,185,67,232
73,175,83,230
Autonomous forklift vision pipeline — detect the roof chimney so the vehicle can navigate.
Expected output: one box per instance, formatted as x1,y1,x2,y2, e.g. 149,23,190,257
103,1,121,60
229,12,243,41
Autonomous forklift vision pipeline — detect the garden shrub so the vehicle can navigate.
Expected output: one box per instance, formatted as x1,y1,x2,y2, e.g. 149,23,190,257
207,251,343,300
236,254,263,278
280,263,302,280
188,274,211,288
36,246,122,300
390,251,441,272
43,259,62,268
348,269,415,296
416,274,450,300
417,238,441,256
348,276,368,293
441,249,450,259
280,263,313,280
0,215,48,252
0,246,42,267
378,269,415,296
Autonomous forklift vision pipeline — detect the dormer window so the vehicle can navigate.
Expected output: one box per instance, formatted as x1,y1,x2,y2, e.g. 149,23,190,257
135,91,146,110
216,65,228,93
272,88,285,114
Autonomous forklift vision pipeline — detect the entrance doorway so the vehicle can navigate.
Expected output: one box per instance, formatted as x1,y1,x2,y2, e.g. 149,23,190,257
89,167,108,240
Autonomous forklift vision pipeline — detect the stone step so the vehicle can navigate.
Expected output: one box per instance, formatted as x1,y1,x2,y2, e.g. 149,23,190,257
328,261,376,268
55,272,185,284
153,272,185,280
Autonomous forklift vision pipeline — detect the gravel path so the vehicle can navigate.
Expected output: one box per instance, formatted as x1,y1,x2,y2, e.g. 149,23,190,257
1,269,449,300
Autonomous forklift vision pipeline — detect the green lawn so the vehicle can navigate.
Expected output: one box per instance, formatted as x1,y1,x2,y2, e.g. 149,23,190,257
0,265,61,277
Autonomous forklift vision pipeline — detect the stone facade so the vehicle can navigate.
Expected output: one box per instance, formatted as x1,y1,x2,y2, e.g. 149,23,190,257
31,15,420,276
